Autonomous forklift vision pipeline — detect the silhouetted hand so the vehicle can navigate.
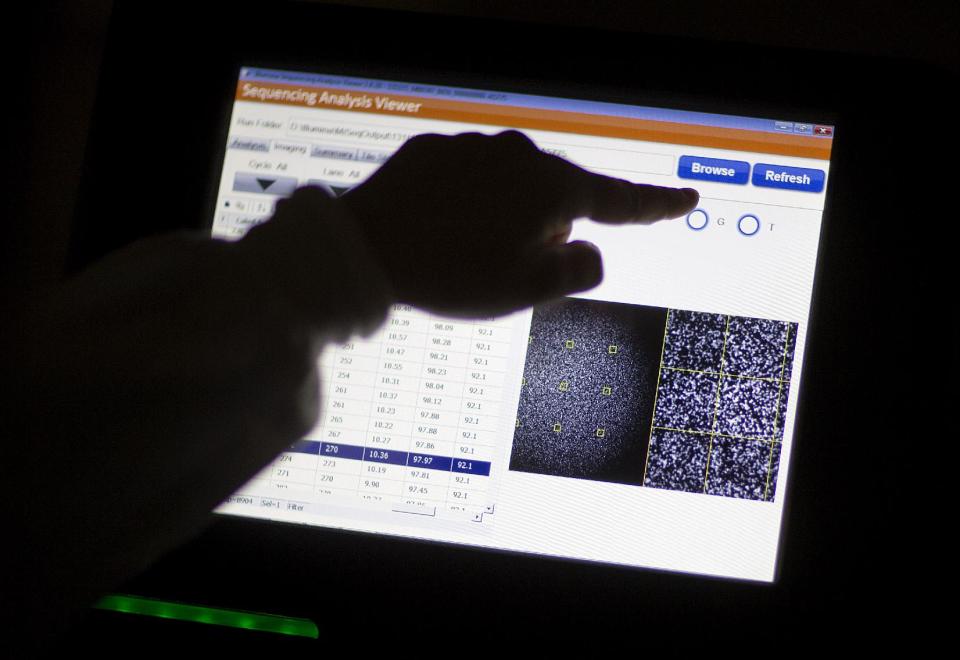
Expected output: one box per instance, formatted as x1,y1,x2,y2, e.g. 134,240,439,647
334,130,698,315
2,129,698,647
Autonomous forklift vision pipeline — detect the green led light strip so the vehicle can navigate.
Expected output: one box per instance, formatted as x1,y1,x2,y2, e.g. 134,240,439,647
94,594,318,639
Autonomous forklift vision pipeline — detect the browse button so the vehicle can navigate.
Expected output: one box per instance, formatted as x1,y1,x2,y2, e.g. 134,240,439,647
678,155,750,184
753,163,825,193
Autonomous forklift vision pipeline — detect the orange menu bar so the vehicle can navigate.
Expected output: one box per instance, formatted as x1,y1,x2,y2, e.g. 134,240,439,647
236,81,832,160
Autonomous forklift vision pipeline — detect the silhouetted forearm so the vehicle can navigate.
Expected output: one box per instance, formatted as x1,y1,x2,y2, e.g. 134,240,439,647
1,192,391,643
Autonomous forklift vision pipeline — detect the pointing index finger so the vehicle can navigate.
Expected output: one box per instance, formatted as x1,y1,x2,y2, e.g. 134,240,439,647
544,152,700,224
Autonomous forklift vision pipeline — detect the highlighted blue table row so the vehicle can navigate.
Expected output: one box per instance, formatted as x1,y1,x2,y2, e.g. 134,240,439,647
679,155,825,192
288,440,491,476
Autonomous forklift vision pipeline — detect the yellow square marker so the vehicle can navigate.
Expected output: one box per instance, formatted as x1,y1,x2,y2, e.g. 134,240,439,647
516,418,521,428
565,339,575,349
553,423,562,432
558,380,569,392
596,428,605,438
601,386,612,396
608,345,618,354
521,377,527,386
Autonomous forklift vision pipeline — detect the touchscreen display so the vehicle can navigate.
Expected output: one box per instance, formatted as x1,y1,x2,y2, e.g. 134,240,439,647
211,66,833,582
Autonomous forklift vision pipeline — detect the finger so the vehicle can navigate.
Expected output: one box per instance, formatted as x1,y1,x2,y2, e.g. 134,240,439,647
272,185,335,220
540,153,699,223
492,129,538,150
281,184,335,207
545,221,573,245
521,240,604,302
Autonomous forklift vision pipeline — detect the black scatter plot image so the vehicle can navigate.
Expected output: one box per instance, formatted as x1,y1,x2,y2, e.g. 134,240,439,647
715,377,781,439
510,297,668,485
644,429,710,493
662,310,726,372
704,438,772,500
723,316,788,378
644,311,799,503
652,368,719,433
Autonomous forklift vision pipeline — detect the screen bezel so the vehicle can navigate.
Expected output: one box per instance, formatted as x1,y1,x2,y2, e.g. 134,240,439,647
204,57,836,582
70,0,880,641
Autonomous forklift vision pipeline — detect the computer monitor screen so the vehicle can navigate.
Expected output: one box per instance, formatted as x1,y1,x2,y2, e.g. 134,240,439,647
210,65,834,582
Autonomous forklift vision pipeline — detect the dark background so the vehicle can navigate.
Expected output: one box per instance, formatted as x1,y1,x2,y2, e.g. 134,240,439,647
6,0,958,295
5,0,954,650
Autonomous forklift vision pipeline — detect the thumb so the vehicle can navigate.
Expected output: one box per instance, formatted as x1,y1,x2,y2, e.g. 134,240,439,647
523,240,604,302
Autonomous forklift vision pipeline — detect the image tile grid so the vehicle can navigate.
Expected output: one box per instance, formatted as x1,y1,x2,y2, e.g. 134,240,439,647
644,311,798,502
508,297,799,504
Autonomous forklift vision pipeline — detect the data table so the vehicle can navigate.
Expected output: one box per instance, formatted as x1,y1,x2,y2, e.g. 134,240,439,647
228,304,524,525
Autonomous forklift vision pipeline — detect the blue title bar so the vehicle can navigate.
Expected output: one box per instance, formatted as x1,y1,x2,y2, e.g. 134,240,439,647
239,66,832,139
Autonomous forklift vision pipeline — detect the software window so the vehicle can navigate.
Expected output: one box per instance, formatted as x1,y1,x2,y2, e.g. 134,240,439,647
212,67,833,582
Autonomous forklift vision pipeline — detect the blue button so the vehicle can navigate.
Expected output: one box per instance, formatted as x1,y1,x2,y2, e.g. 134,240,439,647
678,156,750,184
752,163,825,192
